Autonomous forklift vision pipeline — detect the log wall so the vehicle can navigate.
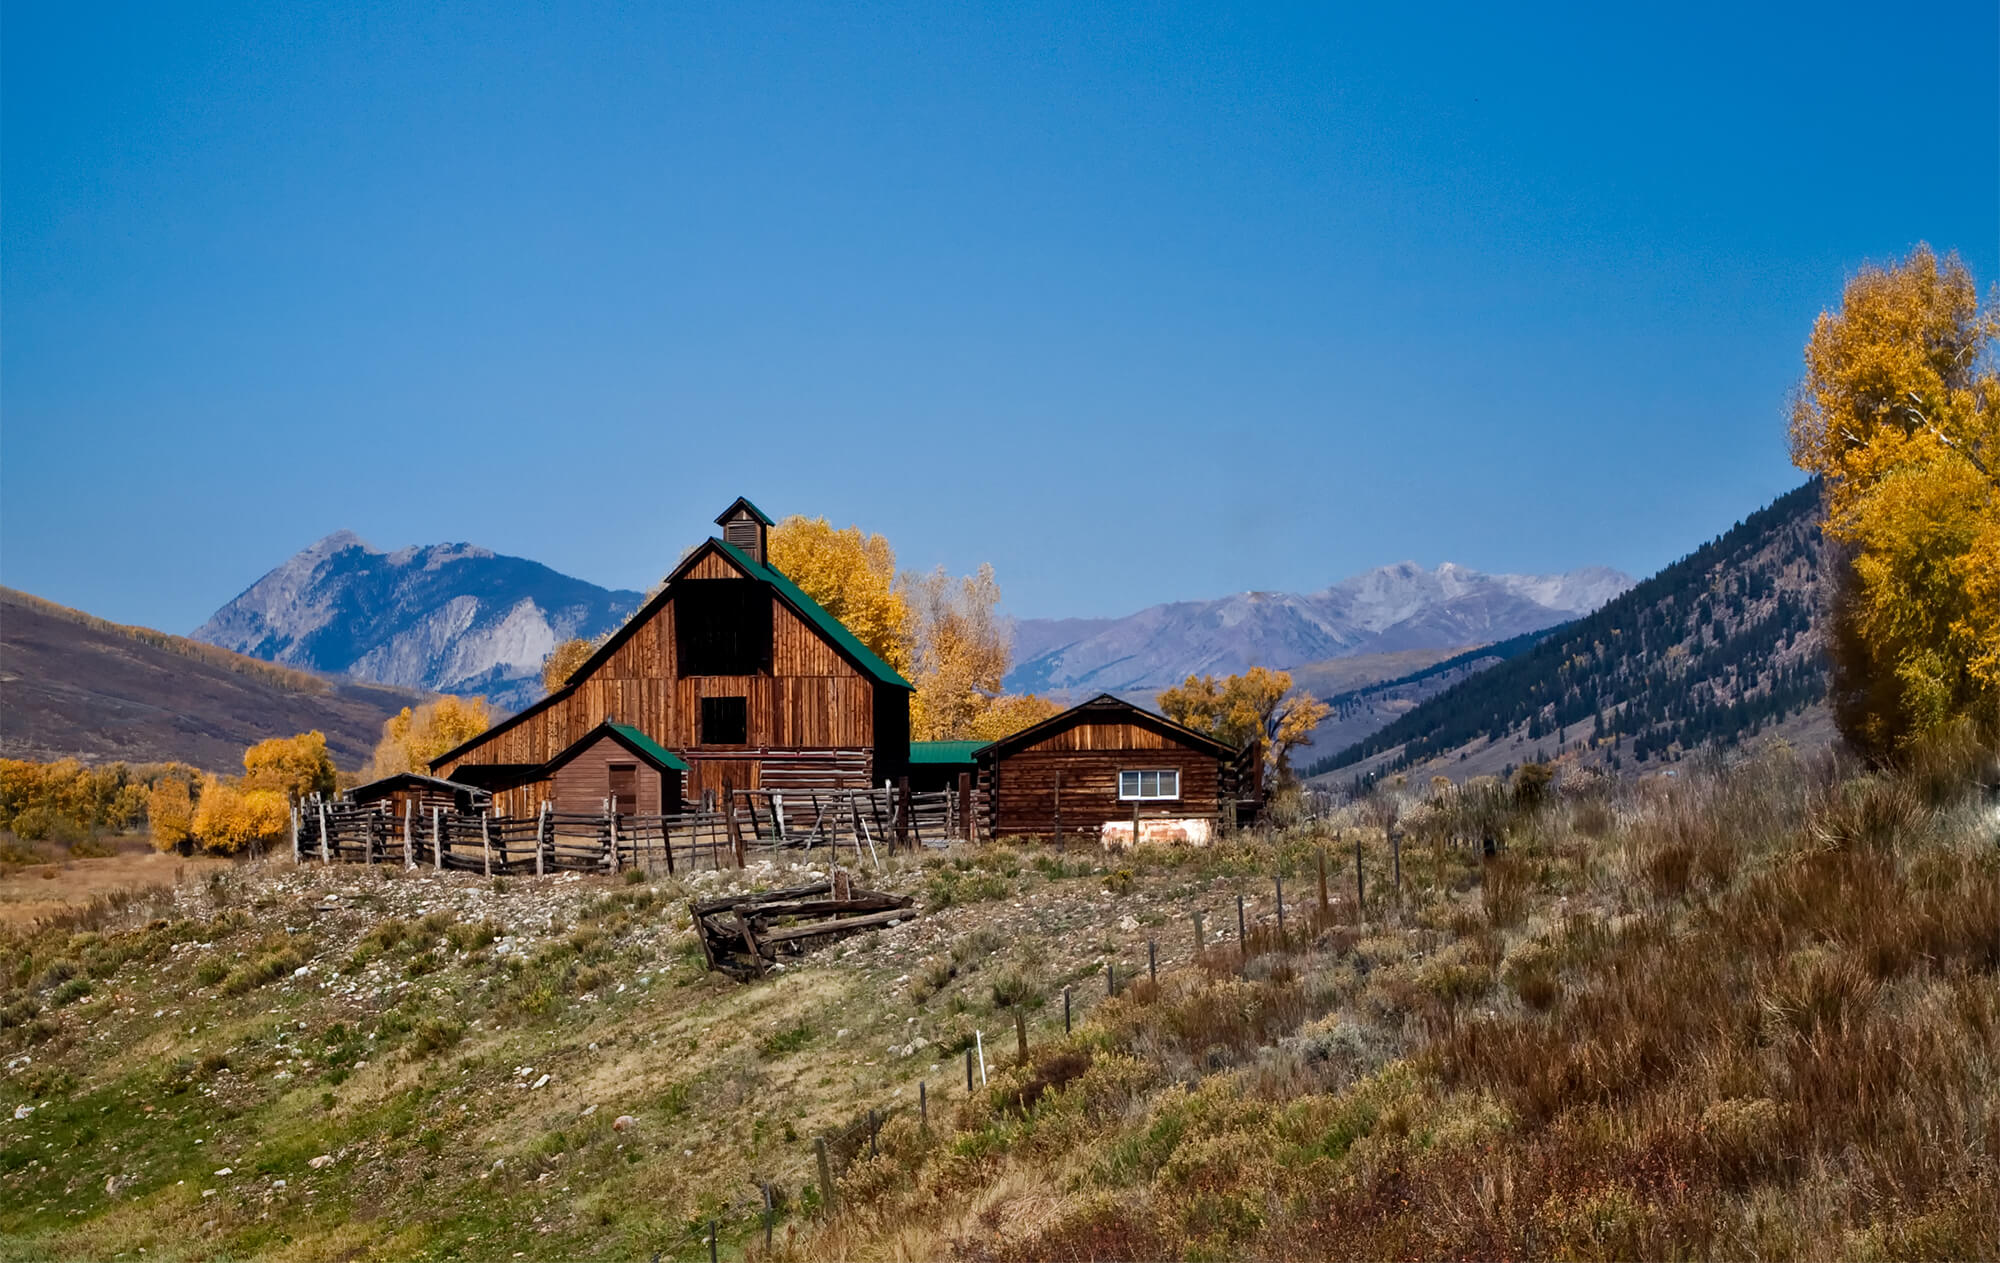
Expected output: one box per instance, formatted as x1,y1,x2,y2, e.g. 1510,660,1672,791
983,717,1227,838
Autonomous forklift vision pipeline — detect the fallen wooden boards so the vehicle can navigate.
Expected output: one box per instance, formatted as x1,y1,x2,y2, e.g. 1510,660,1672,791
691,876,916,979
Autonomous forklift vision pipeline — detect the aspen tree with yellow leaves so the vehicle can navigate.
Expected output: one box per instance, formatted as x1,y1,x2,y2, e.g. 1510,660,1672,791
1789,244,2000,755
370,696,491,777
1158,666,1331,784
541,636,597,693
769,515,913,677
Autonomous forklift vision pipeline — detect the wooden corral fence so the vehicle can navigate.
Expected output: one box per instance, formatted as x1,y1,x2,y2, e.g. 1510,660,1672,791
294,782,983,877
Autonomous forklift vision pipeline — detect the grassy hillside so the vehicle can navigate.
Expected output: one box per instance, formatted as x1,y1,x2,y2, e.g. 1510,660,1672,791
1308,482,1829,786
0,587,429,772
2,739,1993,1260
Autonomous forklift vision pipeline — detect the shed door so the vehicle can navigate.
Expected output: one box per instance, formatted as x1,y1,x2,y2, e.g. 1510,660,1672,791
608,763,638,816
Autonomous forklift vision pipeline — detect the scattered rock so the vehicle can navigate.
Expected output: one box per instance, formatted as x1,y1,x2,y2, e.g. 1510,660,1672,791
531,1074,550,1090
307,1154,334,1169
613,1115,636,1132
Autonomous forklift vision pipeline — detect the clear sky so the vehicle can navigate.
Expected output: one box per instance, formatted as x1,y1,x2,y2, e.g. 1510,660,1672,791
4,2,1996,632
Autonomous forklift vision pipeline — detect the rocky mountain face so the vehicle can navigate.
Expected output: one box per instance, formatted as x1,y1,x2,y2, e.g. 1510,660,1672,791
193,533,643,713
1310,482,1831,787
1005,562,1633,696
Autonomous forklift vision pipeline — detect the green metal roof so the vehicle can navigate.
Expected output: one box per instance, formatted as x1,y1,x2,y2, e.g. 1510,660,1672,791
712,538,913,689
909,740,983,765
715,496,775,527
607,723,690,771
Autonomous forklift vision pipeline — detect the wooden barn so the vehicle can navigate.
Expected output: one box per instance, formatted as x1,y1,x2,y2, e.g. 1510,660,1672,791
431,499,912,817
973,694,1260,841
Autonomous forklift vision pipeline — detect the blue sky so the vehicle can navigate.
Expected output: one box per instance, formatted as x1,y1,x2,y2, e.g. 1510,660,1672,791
4,2,1996,632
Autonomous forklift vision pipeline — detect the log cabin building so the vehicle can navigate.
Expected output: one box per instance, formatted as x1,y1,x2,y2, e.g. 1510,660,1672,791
431,499,912,816
973,694,1261,839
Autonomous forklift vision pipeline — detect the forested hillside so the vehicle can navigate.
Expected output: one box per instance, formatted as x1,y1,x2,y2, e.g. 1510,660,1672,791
1308,482,1829,784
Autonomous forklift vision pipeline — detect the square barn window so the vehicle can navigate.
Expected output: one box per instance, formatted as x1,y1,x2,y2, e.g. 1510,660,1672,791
1118,769,1180,801
700,696,749,745
676,580,772,676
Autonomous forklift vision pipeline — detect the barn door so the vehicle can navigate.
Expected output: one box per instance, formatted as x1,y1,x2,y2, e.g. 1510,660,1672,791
608,763,638,816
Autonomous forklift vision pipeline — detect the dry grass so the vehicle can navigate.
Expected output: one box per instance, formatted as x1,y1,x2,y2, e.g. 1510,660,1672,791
767,743,2000,1261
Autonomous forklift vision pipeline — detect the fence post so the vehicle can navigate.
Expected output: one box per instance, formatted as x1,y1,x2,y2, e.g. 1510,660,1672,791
290,807,300,864
608,808,621,874
764,1182,775,1250
1355,832,1366,918
318,802,330,864
1106,961,1116,998
773,791,788,846
365,811,376,866
898,776,916,851
919,1081,928,1133
1130,798,1140,851
481,813,493,878
815,1135,835,1218
965,1046,974,1091
957,773,973,842
1148,938,1157,981
432,807,443,872
403,801,414,869
723,781,745,868
536,801,548,877
1193,912,1204,954
1064,986,1071,1033
1014,1008,1028,1062
1317,848,1329,914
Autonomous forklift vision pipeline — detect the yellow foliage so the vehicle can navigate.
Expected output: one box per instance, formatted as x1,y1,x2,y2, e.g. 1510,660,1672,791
769,515,913,677
1158,667,1331,783
188,776,290,855
542,637,597,693
147,778,194,851
371,696,492,777
967,692,1062,743
906,564,1008,741
241,730,337,801
0,757,156,841
1789,244,2000,751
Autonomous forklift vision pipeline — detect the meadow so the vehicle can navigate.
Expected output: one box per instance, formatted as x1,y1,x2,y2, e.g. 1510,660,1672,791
2,738,1995,1261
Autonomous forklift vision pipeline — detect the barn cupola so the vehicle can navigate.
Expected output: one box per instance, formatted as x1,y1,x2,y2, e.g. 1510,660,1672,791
715,497,774,566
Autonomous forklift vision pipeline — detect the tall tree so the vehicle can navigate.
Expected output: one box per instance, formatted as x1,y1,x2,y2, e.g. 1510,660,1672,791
1789,244,2000,754
768,516,912,676
371,697,492,777
241,731,338,801
1158,667,1331,783
541,637,597,693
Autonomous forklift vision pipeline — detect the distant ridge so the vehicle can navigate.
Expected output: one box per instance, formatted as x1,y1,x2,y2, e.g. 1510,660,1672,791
0,587,428,771
194,532,645,712
1006,561,1632,696
1309,482,1830,785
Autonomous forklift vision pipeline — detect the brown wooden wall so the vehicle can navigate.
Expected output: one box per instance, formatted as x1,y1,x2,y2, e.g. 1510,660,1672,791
438,544,895,812
982,719,1225,838
549,732,669,815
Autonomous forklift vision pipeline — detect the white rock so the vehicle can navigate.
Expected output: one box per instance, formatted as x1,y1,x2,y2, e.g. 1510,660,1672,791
580,1104,598,1117
613,1115,636,1132
307,1154,334,1169
531,1074,550,1090
12,1105,32,1121
214,1167,233,1176
201,1189,216,1198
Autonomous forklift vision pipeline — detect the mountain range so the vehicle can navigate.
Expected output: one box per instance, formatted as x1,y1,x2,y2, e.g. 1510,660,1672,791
191,534,1631,719
1005,562,1633,696
194,532,645,713
1309,481,1831,787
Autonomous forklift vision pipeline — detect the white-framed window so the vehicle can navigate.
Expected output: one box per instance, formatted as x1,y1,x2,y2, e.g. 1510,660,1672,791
1118,769,1180,801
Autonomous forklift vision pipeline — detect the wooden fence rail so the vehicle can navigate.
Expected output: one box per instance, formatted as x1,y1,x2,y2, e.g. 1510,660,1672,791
295,786,978,876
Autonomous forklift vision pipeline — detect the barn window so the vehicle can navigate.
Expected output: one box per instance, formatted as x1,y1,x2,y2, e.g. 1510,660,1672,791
700,696,749,745
1118,769,1180,801
676,580,772,676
